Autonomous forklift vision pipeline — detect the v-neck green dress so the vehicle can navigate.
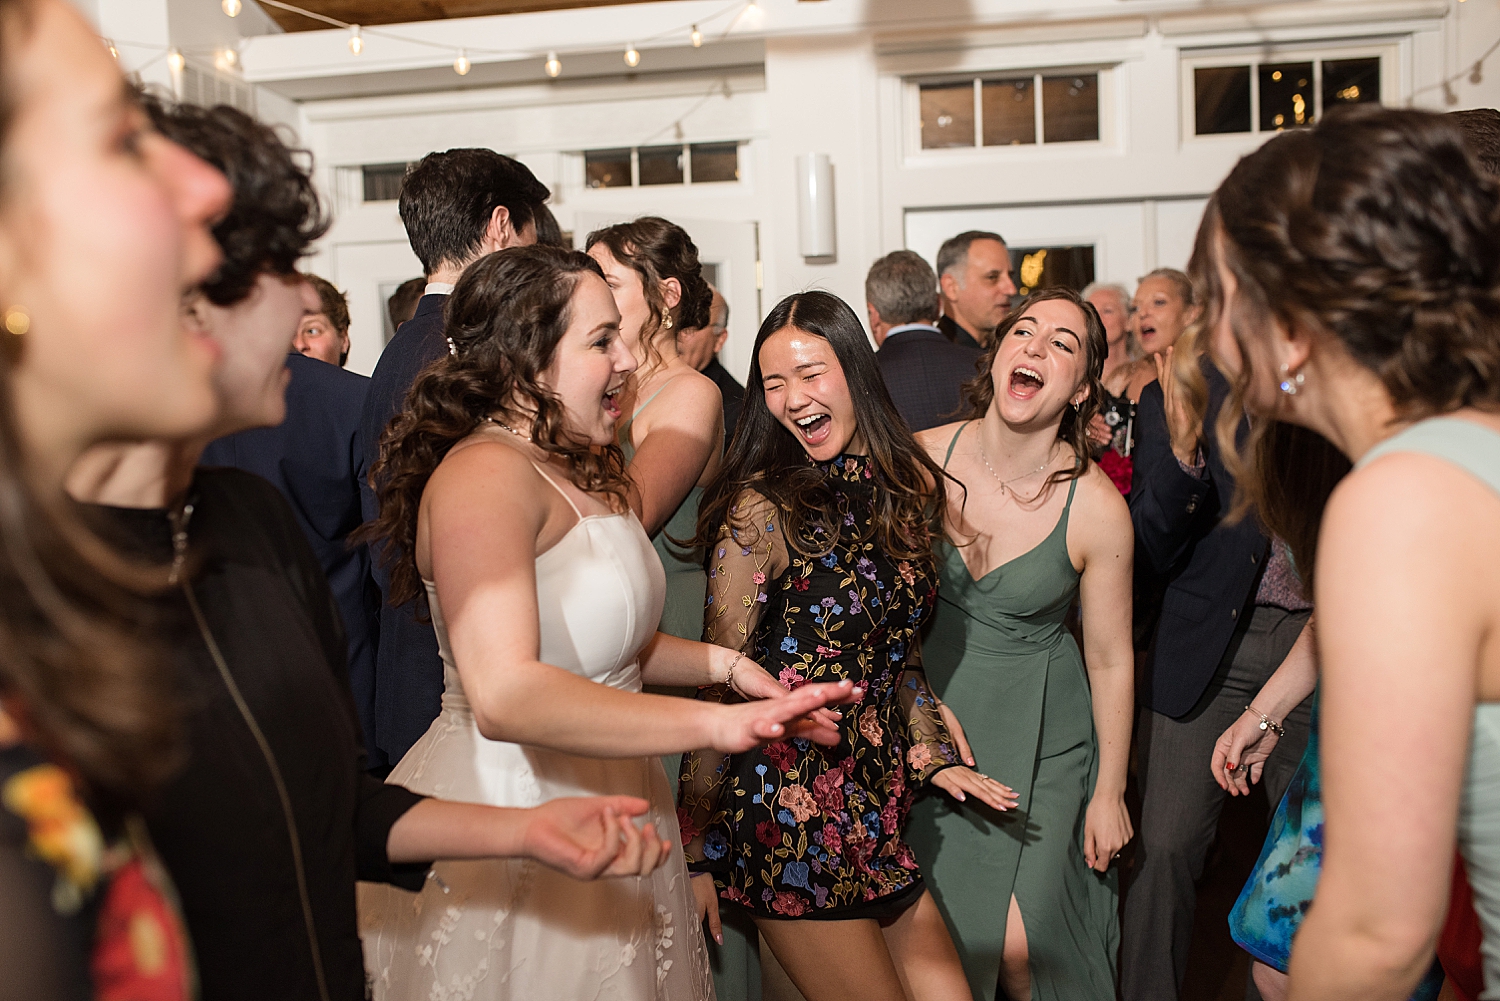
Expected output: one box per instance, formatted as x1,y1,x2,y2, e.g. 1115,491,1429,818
907,425,1119,1001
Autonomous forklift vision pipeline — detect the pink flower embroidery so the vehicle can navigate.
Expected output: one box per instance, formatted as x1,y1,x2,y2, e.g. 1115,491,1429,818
821,822,843,856
898,561,916,586
771,891,808,916
721,886,752,905
812,771,845,814
858,706,884,746
844,458,858,474
676,807,701,845
751,571,766,585
907,743,932,772
777,784,818,823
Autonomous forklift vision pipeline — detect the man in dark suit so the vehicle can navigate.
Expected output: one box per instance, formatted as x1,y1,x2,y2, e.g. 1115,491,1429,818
867,250,981,433
1121,356,1315,1001
201,334,378,760
934,230,1018,350
358,148,549,771
675,284,744,445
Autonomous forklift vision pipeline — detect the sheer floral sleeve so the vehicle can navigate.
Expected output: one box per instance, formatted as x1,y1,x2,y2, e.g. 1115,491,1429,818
677,493,788,872
899,636,962,785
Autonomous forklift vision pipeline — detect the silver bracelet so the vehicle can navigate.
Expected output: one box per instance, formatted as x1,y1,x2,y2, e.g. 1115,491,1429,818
1245,704,1285,738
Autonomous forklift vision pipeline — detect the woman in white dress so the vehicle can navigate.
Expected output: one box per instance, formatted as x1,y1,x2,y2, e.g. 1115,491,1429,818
357,246,854,1001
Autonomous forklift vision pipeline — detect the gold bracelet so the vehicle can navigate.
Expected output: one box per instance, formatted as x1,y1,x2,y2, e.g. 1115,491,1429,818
725,651,743,691
1245,704,1285,737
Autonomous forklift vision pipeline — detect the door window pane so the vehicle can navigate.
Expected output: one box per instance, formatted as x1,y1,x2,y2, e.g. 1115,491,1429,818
638,145,684,186
1259,62,1313,131
920,82,976,149
690,143,739,183
361,163,409,202
1323,58,1381,110
1010,245,1096,297
981,78,1036,146
585,148,632,188
1042,74,1099,143
1195,65,1252,135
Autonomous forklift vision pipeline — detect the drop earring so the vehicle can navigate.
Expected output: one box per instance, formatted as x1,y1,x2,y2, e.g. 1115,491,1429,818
662,313,674,330
1278,363,1304,396
3,307,29,336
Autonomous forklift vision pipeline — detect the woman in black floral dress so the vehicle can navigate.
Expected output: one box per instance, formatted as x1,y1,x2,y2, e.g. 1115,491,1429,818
679,291,1018,1000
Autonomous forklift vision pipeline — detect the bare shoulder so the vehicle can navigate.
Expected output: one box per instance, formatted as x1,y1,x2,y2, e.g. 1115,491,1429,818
1325,449,1498,557
915,420,968,464
427,437,548,518
646,366,724,426
1068,462,1133,557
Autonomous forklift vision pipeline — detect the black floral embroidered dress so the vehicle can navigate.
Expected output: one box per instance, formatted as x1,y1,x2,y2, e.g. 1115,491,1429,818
677,453,960,919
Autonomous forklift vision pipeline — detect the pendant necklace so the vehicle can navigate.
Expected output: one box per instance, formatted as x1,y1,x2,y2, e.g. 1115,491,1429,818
978,441,1053,497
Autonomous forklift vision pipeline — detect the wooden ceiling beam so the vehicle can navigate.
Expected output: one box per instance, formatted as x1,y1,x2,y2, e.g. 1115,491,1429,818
260,0,678,32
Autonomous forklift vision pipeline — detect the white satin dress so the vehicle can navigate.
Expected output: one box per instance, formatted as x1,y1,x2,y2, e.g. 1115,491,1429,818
358,466,714,1001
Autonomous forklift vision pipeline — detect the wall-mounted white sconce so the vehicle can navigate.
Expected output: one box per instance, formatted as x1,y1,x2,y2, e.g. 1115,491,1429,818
796,153,836,259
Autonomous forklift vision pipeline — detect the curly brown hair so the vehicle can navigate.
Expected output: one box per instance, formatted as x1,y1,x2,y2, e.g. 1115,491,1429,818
585,216,712,370
960,287,1108,489
357,246,634,609
695,291,947,567
1196,105,1500,572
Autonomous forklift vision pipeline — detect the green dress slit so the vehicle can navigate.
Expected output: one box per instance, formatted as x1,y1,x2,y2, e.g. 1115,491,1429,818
907,424,1119,1001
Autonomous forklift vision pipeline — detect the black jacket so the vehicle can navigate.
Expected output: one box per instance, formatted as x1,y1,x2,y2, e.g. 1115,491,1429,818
937,314,984,351
358,293,448,769
1130,361,1269,718
703,357,745,446
876,324,982,433
201,353,378,762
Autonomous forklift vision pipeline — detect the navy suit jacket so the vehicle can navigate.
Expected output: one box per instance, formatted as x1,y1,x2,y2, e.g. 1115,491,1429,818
358,293,449,769
200,353,380,758
702,357,745,446
876,325,982,433
1130,360,1270,718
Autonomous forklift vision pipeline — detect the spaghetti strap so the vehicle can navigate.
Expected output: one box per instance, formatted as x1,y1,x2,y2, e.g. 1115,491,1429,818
620,375,684,441
942,422,970,470
528,460,585,520
1063,476,1078,512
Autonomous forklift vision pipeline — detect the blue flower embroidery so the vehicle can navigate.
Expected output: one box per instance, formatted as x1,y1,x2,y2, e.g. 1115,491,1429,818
781,636,799,654
703,831,729,860
777,809,795,826
782,861,812,890
819,553,838,569
755,764,768,776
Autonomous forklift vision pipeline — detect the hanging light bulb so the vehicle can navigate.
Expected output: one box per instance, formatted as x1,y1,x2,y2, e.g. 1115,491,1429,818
454,49,471,75
167,48,185,73
214,47,238,71
348,25,363,55
691,25,703,47
545,51,561,78
624,45,640,68
222,0,242,16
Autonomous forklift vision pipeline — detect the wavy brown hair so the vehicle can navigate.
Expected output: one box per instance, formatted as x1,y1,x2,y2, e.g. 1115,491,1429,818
585,216,712,371
1194,105,1500,579
358,246,633,609
0,0,180,805
961,286,1108,489
695,291,947,567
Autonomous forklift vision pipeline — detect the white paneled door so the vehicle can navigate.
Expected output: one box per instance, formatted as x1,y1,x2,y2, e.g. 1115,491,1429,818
903,197,1210,291
332,239,425,378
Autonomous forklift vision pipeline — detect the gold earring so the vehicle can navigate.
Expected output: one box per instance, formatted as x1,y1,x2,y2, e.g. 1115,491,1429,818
662,313,674,330
3,308,29,336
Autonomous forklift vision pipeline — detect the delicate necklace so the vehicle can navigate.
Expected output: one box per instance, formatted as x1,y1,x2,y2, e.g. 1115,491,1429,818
977,438,1053,496
486,416,528,439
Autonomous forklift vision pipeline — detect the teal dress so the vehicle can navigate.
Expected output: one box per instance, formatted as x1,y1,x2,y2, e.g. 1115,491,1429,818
907,425,1118,1001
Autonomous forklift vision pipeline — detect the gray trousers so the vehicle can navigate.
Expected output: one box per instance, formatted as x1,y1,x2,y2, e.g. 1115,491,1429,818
1120,605,1314,1001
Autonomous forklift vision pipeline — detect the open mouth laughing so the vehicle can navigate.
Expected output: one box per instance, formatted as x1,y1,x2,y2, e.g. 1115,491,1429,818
794,411,833,445
603,383,624,421
1008,365,1045,400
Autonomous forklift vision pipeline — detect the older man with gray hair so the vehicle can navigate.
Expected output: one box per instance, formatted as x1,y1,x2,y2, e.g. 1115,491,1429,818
868,249,982,433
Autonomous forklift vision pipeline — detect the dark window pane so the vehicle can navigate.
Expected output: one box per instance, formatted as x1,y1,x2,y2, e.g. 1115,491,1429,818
1195,65,1252,135
362,162,409,202
638,145,684,186
1008,245,1096,298
585,148,632,189
1042,74,1099,142
690,142,739,183
1323,57,1380,110
981,78,1036,146
920,82,976,149
1259,62,1313,131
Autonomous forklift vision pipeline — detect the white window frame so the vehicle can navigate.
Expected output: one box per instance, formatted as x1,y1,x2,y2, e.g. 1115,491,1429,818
1180,40,1399,144
575,141,745,191
904,64,1118,159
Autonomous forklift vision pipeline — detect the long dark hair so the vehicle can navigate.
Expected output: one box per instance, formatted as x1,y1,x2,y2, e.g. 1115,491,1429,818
0,1,181,805
695,291,946,566
585,216,712,370
358,246,633,609
1194,105,1500,580
960,287,1108,488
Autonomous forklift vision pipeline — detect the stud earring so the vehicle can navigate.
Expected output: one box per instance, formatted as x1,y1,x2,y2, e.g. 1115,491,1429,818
3,308,29,336
1278,363,1304,396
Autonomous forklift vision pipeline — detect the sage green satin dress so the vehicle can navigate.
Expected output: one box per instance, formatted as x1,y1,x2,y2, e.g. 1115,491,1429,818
907,427,1118,1001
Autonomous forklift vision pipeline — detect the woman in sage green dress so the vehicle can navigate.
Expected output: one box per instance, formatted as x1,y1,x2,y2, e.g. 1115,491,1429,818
910,287,1136,1001
588,218,759,999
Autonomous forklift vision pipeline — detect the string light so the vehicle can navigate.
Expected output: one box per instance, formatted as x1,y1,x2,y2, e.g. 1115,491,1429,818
545,51,561,77
454,49,471,75
348,25,363,55
167,48,185,73
624,45,640,67
691,25,703,47
214,47,238,70
221,0,242,16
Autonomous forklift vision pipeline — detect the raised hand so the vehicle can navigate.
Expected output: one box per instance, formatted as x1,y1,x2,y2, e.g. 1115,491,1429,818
711,679,856,753
730,656,859,731
521,796,672,880
1153,346,1200,464
931,766,1019,812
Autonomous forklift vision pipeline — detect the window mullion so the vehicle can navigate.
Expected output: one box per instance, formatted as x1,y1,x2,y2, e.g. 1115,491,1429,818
973,77,983,148
1034,72,1045,145
1250,59,1261,134
631,148,640,188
